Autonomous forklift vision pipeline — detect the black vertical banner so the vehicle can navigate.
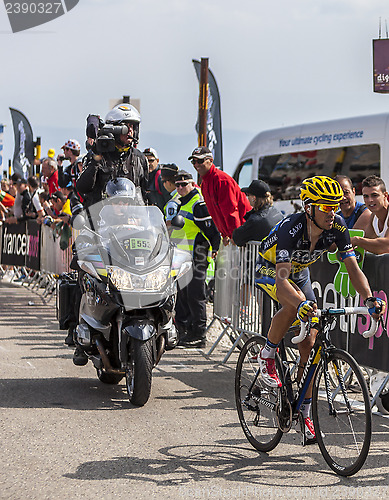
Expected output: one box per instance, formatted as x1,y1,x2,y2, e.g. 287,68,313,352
193,60,224,170
9,108,34,178
373,39,389,93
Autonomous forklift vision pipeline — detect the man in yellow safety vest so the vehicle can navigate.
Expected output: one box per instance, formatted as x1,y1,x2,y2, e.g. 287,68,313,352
170,171,221,348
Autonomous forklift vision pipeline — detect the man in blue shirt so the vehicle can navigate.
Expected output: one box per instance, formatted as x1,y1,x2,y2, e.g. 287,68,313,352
335,175,371,229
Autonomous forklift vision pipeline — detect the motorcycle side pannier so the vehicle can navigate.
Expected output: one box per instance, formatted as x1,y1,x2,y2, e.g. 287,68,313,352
57,273,78,330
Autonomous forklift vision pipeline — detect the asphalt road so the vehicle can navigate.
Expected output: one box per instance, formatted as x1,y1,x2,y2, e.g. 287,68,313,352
1,281,389,500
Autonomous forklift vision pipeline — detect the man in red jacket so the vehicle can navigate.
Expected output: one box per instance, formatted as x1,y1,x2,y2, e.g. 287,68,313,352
189,147,251,245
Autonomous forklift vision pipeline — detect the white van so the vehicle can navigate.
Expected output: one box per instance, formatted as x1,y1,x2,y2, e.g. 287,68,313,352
233,113,388,213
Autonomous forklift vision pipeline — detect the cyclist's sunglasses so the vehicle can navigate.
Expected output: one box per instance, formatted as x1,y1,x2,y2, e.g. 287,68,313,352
311,203,340,213
191,159,205,165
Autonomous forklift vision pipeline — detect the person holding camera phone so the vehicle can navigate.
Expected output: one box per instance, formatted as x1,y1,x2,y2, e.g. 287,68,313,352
76,104,149,208
57,140,83,195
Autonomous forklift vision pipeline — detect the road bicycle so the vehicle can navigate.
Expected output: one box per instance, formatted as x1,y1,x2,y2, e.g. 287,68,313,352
235,306,378,476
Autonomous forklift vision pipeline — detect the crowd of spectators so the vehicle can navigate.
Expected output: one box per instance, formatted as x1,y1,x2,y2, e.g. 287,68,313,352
1,139,389,349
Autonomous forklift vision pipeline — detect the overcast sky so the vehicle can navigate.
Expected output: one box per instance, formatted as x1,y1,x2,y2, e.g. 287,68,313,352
1,0,389,176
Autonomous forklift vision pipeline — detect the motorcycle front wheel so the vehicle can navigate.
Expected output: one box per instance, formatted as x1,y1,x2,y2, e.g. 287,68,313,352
126,338,153,406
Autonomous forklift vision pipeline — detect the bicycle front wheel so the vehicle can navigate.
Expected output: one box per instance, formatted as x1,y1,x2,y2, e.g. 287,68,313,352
312,348,372,476
235,336,283,452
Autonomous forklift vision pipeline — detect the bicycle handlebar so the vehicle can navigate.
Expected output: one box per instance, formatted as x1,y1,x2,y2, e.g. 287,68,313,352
291,306,378,344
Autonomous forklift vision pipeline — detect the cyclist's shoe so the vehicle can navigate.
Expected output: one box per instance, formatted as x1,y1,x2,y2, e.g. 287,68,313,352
303,417,317,445
258,355,282,388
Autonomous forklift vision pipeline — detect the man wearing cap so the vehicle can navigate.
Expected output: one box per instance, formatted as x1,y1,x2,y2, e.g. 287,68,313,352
232,180,283,245
57,139,83,192
143,147,170,211
170,170,221,348
189,147,251,245
161,163,180,226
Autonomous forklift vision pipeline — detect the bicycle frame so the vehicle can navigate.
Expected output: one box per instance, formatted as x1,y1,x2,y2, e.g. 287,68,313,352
280,307,373,419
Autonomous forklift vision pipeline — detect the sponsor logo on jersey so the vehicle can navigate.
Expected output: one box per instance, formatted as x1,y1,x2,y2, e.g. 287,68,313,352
289,222,303,237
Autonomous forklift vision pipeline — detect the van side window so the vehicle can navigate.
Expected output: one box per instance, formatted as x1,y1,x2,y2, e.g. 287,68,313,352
258,144,380,200
233,159,253,187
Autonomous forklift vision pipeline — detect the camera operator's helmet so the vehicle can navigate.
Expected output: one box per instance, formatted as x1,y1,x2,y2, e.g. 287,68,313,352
105,104,141,143
106,177,136,199
105,104,141,124
300,176,343,205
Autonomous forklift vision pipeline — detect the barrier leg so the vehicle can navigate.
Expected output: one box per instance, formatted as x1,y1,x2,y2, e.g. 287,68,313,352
206,322,233,356
370,372,389,409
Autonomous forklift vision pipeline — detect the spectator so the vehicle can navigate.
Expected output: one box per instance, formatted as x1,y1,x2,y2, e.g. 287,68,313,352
59,182,83,227
350,175,389,254
1,178,10,192
39,191,51,216
57,140,83,191
170,171,221,348
232,180,283,246
49,190,69,220
26,176,45,221
161,163,180,226
41,157,59,196
5,178,31,224
335,175,371,229
190,146,251,245
143,147,170,211
8,173,22,218
0,183,15,221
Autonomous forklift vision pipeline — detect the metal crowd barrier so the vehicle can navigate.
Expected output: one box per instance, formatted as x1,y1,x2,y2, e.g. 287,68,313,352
0,222,74,303
206,242,263,363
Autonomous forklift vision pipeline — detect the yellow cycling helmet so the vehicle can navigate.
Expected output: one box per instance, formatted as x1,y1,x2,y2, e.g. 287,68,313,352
300,176,343,205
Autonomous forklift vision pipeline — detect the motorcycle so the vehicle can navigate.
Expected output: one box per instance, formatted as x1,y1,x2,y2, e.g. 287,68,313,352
72,187,192,406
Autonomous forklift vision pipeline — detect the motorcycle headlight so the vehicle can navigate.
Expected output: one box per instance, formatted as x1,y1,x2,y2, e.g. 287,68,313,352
107,266,170,291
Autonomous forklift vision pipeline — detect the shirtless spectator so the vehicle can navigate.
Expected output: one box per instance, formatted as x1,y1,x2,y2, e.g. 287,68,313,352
335,175,371,230
350,175,389,254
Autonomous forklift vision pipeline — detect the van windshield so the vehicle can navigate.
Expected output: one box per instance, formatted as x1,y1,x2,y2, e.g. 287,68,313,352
258,144,380,201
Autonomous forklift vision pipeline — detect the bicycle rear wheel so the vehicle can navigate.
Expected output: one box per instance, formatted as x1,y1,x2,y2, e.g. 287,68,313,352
312,348,372,476
235,336,283,452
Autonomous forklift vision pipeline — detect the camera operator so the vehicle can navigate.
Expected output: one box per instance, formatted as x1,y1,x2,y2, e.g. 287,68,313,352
76,104,148,207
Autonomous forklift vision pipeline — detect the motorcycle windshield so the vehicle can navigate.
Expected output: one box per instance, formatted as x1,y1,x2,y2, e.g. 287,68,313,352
98,203,170,271
74,195,192,308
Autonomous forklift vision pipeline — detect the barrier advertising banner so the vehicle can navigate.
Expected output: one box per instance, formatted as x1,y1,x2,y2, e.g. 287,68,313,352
310,253,389,372
1,221,41,270
1,221,27,266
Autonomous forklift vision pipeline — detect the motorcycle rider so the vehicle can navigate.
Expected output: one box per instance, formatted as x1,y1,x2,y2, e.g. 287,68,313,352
76,104,149,207
73,177,178,365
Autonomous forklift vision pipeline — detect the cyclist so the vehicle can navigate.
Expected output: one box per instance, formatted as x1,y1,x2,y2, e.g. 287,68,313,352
254,175,386,443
